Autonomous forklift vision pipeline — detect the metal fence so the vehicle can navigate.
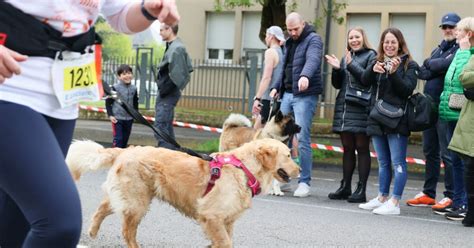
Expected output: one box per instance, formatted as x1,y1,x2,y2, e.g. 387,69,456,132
102,53,261,114
102,48,378,120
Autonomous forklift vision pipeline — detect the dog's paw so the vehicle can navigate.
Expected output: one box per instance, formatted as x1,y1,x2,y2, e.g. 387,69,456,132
273,188,284,196
269,185,284,196
88,228,98,239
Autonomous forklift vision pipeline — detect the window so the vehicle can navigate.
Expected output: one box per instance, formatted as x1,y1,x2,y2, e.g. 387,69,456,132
347,14,381,51
242,12,266,64
206,12,235,61
390,14,426,65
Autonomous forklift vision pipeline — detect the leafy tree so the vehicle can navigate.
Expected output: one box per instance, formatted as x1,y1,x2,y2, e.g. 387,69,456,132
95,17,134,60
214,0,347,43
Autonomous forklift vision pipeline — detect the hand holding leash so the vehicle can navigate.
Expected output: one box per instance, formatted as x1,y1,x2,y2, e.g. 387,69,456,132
143,0,180,25
0,45,27,84
252,99,262,116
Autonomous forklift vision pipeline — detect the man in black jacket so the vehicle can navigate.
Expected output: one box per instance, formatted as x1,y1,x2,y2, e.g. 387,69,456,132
154,23,193,149
406,12,460,213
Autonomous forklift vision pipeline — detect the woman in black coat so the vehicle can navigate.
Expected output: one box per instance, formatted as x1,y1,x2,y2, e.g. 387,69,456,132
325,27,376,203
358,27,418,215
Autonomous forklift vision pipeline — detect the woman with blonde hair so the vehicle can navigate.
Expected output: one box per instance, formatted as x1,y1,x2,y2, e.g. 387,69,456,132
325,27,376,203
446,17,474,225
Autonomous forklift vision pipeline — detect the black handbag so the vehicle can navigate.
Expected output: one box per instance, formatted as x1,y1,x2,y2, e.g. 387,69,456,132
369,75,404,129
345,75,371,107
464,87,474,101
406,93,437,132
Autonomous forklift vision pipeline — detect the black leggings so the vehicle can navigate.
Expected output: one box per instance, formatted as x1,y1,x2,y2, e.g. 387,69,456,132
340,132,371,184
0,101,81,247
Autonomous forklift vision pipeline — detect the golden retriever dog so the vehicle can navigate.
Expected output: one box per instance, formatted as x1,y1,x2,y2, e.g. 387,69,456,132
67,138,299,248
218,111,300,152
219,111,301,196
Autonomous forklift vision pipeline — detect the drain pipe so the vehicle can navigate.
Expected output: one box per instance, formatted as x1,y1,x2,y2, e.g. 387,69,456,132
320,0,333,119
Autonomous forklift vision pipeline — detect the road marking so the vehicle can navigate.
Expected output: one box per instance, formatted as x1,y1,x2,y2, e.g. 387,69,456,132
255,198,459,225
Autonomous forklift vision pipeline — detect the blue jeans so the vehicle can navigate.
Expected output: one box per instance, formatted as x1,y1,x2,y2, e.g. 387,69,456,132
372,134,408,200
280,93,318,185
154,102,176,150
445,120,467,208
112,119,134,148
422,119,453,199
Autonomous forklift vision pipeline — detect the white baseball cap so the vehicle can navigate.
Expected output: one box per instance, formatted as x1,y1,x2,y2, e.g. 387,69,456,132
266,26,285,42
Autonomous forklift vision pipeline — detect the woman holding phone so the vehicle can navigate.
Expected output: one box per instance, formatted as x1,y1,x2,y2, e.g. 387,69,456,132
358,27,418,215
325,27,376,203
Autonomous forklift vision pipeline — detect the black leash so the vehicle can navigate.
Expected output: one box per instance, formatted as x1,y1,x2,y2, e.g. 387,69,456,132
102,83,213,161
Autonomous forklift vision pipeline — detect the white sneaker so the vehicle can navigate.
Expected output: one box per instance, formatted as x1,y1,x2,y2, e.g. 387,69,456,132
293,182,310,197
372,200,400,215
359,197,384,210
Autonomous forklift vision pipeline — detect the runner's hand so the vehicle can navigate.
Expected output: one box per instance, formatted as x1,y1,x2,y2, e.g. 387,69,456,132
144,0,180,25
0,45,27,84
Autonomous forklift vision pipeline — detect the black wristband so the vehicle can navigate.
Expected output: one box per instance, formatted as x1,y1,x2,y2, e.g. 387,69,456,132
141,0,157,21
253,96,261,102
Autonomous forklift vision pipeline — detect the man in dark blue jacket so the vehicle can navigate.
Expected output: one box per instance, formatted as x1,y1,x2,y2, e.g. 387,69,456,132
270,12,323,197
406,12,460,213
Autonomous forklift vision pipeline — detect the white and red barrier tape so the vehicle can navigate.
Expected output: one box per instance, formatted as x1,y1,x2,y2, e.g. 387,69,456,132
79,105,429,166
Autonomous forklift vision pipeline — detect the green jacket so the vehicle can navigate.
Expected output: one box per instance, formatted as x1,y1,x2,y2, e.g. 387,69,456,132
449,54,474,157
439,48,474,121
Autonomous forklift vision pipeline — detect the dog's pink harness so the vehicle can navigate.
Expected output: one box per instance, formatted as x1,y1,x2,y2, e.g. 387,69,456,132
203,155,261,197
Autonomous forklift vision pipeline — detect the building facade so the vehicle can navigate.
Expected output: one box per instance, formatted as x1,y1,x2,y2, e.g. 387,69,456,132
172,0,474,117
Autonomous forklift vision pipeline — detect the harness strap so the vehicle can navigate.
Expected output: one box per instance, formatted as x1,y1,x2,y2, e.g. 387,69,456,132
203,155,261,197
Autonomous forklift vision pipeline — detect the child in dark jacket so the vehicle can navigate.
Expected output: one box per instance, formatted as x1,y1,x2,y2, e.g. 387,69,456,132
105,64,138,148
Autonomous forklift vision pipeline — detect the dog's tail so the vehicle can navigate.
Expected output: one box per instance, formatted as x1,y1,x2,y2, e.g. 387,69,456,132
66,140,123,181
222,113,252,130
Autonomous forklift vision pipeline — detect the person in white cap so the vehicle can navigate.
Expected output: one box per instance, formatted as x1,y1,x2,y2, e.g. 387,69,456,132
252,25,286,128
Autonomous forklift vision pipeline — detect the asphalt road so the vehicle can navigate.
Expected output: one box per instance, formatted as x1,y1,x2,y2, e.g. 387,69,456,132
73,120,471,247
75,167,473,247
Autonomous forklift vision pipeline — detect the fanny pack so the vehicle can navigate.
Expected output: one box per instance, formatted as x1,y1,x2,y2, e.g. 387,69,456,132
0,1,100,58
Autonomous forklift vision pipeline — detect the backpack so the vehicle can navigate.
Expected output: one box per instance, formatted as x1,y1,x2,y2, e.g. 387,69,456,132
406,93,438,132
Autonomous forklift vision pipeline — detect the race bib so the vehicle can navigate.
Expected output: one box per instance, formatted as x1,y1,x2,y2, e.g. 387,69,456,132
51,45,103,108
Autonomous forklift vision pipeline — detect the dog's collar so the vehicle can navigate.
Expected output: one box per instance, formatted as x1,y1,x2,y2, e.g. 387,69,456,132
266,132,289,143
203,155,261,197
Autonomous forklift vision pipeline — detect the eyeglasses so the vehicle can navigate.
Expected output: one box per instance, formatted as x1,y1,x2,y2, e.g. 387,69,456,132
441,25,455,30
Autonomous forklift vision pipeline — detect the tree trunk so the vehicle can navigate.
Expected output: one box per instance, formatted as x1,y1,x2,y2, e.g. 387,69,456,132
259,0,287,43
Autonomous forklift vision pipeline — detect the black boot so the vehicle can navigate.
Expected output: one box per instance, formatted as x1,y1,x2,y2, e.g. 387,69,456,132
347,181,367,203
328,180,351,200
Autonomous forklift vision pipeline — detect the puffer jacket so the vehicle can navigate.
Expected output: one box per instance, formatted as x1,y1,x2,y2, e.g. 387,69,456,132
439,48,474,121
448,54,474,157
418,39,458,103
332,48,377,133
270,23,323,96
361,59,419,136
